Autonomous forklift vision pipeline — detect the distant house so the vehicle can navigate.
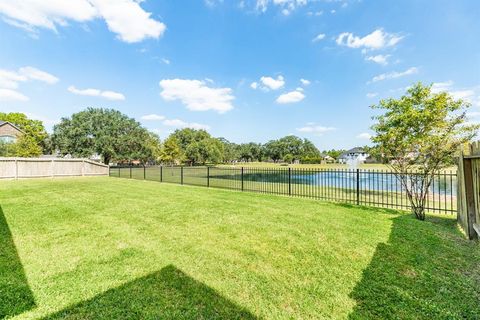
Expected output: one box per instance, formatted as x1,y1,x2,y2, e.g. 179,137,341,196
319,153,335,163
0,121,23,144
339,147,370,164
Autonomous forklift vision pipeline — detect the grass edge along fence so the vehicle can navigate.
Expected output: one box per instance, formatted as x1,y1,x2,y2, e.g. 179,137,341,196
110,165,457,215
457,141,480,239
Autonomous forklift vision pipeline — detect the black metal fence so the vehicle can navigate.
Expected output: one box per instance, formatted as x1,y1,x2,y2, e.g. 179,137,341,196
109,166,457,215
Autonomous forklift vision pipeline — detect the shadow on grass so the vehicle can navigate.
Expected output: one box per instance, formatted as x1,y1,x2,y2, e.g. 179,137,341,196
43,265,257,320
0,205,36,318
348,214,480,319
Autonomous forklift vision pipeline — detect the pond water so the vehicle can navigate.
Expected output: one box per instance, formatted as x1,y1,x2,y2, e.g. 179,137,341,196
239,170,457,195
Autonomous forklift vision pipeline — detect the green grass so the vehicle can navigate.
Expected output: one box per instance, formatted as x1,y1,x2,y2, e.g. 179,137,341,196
1,177,478,319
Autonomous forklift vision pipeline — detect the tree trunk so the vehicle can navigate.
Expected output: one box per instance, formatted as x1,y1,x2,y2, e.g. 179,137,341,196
413,206,426,221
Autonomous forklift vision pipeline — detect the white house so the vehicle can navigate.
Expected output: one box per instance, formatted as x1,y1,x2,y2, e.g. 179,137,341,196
338,147,369,164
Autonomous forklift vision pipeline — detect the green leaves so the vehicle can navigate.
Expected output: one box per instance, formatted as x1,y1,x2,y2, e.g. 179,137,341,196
52,108,159,164
371,82,479,219
0,112,47,157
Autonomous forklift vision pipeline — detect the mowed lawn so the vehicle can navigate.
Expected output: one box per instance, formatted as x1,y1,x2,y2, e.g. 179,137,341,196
1,178,479,319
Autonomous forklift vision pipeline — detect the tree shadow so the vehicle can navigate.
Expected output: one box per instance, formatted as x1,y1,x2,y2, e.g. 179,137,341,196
348,214,480,319
0,205,36,318
43,264,258,320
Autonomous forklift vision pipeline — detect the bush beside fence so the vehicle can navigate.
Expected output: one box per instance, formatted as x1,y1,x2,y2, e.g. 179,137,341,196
110,166,457,215
0,158,109,179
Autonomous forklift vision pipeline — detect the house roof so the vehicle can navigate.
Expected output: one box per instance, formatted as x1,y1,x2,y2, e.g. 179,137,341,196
339,147,366,158
346,147,365,154
0,120,24,133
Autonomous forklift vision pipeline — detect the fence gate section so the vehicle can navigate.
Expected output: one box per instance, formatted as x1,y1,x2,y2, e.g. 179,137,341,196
457,141,480,239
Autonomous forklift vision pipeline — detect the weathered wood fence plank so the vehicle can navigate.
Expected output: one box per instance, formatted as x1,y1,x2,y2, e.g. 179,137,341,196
457,141,480,239
0,158,109,179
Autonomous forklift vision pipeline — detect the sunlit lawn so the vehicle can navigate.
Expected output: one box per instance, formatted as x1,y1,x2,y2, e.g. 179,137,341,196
1,177,478,319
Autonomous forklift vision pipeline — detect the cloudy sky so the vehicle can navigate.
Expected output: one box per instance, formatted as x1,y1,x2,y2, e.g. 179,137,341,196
0,0,479,149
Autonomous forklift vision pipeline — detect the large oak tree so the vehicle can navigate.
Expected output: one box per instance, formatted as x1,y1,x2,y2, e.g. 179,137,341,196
52,108,158,164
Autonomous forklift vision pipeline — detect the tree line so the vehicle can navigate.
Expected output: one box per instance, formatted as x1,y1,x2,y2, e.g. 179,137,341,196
1,108,343,165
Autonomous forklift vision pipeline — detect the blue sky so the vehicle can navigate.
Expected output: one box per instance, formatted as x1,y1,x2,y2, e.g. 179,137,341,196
0,0,479,150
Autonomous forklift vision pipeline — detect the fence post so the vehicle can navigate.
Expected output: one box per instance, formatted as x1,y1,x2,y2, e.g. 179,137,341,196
207,167,210,187
181,166,184,185
463,158,478,239
288,167,291,196
14,158,18,180
144,165,146,180
241,167,244,191
356,169,360,205
129,166,132,179
160,166,163,182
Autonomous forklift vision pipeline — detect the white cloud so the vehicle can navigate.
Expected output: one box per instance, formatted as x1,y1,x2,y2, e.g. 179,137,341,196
366,92,378,98
0,0,166,43
253,0,307,14
365,54,390,66
68,85,125,100
19,66,59,84
300,78,310,86
467,111,480,118
260,75,285,90
159,79,234,113
431,81,454,93
0,88,29,101
356,132,372,139
250,81,258,89
141,114,165,121
0,66,58,88
312,33,325,42
307,10,323,16
297,124,335,135
370,67,418,83
204,0,223,7
431,81,480,107
0,69,26,89
336,29,403,50
276,89,305,104
161,58,170,65
163,118,210,130
0,66,58,101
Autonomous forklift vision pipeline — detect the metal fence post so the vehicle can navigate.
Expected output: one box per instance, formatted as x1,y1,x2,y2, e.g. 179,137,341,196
144,165,146,180
207,167,210,187
181,166,184,185
288,167,292,196
118,167,120,177
129,166,132,179
356,169,360,205
241,167,244,191
160,166,163,182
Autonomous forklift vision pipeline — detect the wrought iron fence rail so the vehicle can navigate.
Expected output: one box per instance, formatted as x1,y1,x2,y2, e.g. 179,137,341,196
109,166,457,215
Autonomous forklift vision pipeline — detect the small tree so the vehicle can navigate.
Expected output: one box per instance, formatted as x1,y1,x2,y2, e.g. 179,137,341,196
160,136,183,165
371,83,479,220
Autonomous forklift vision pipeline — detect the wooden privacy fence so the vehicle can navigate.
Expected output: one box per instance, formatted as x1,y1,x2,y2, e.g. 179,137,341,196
457,142,480,239
0,158,109,179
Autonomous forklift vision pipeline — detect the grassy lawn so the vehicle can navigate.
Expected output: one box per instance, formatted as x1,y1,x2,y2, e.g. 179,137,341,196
1,177,478,319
